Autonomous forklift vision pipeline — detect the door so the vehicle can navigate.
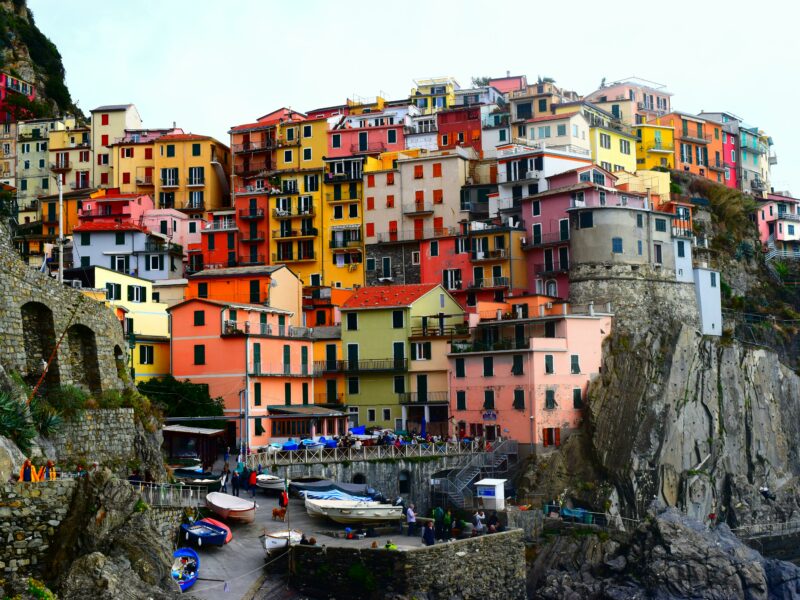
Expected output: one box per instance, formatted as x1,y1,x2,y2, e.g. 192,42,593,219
333,184,341,201
278,315,286,336
558,246,569,270
654,244,663,264
559,219,569,241
283,345,291,374
515,324,525,349
347,343,359,370
654,129,662,148
326,379,338,403
492,265,502,286
249,197,257,216
414,219,424,240
416,374,428,403
358,131,368,152
325,344,337,370
473,266,483,287
349,182,358,200
301,346,308,375
393,341,405,369
544,248,554,272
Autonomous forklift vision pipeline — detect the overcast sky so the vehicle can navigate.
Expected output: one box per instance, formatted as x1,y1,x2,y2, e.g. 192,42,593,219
28,0,797,193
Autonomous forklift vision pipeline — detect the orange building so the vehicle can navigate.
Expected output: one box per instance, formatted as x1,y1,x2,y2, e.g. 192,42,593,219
650,112,725,183
169,297,347,450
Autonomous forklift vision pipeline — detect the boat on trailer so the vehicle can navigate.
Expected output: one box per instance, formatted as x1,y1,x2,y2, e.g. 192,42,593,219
180,520,229,547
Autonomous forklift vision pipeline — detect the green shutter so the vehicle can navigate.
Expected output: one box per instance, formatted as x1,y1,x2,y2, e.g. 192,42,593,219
284,382,291,406
141,286,147,303
302,382,309,405
127,285,134,301
301,346,308,375
254,382,261,406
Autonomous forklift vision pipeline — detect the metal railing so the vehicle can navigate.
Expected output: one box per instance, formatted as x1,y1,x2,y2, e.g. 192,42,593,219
251,362,314,377
325,193,360,203
132,482,207,508
534,261,569,275
329,238,362,249
50,160,71,171
187,177,205,186
402,201,434,214
204,220,237,230
375,227,459,243
272,252,315,262
324,171,362,183
523,232,569,249
272,207,315,218
678,131,712,144
398,391,449,404
312,358,407,373
471,249,507,261
136,176,154,185
468,276,510,289
731,520,800,540
450,337,530,353
273,228,317,239
643,142,674,152
160,178,180,188
240,208,266,219
315,392,344,404
350,142,386,153
240,254,266,265
234,161,271,175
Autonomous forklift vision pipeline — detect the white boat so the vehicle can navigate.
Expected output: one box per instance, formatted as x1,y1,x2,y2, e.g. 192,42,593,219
256,474,289,491
206,492,258,524
304,498,403,524
262,529,303,553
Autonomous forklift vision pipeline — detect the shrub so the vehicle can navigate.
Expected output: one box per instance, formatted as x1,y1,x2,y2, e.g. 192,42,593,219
29,397,62,437
98,390,124,409
46,385,88,419
0,392,36,453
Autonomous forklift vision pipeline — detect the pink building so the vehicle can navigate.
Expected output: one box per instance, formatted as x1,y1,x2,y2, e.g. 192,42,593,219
520,165,647,298
722,130,739,189
448,298,612,447
756,193,800,259
327,108,408,158
78,190,154,223
141,208,204,249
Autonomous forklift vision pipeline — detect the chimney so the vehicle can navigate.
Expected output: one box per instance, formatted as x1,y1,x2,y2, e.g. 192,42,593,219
506,70,510,78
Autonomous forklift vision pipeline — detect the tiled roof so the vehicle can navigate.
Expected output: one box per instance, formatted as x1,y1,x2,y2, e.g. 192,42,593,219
167,297,292,315
526,111,579,123
92,104,133,112
157,133,210,141
73,221,149,233
190,265,283,278
341,283,438,310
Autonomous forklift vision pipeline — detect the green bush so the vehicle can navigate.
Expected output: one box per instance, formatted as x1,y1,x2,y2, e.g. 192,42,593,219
0,392,36,454
29,397,62,437
98,390,124,409
46,385,88,419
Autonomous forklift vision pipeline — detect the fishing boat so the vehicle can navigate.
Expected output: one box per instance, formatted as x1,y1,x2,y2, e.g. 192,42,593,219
173,466,208,479
206,492,258,524
176,474,222,493
261,529,303,553
304,498,403,524
256,474,288,491
180,519,229,547
171,547,199,592
197,518,232,543
300,438,324,450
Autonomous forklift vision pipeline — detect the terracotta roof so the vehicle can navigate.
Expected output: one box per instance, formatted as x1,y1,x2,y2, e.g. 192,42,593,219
341,283,438,310
190,265,283,278
526,111,579,123
157,133,211,141
167,297,292,315
73,221,149,233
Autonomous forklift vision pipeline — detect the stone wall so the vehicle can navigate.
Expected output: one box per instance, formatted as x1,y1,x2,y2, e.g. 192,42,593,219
0,221,126,394
0,480,77,576
290,529,526,600
501,507,543,542
365,241,421,286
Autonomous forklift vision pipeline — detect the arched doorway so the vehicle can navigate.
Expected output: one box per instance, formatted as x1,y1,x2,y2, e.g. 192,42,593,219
20,301,60,389
398,470,411,494
352,473,367,484
65,324,102,395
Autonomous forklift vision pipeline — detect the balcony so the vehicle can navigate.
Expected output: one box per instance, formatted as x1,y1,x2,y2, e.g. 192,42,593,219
522,231,569,249
187,177,205,187
769,152,778,166
324,171,362,183
240,254,266,265
708,161,726,173
50,160,71,173
497,169,543,184
467,276,510,289
204,220,237,231
80,208,130,219
250,362,315,378
240,233,265,243
398,391,449,404
776,212,800,223
375,227,458,243
222,320,313,338
534,260,569,275
481,114,510,129
313,360,341,374
450,338,530,353
349,142,386,154
232,140,276,154
136,176,154,186
325,193,360,203
182,201,205,211
69,182,92,191
239,208,265,219
644,143,674,153
273,228,318,239
471,249,507,262
136,241,183,254
743,143,766,155
678,131,712,144
343,358,407,372
315,393,344,405
402,201,434,215
329,238,362,249
751,179,766,192
272,206,315,219
160,178,180,189
409,325,469,338
272,252,316,262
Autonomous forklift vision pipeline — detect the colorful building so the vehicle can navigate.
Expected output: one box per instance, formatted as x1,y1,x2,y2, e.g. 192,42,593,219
0,72,35,123
410,77,460,114
340,284,465,431
584,77,672,124
90,104,143,188
449,297,612,446
649,112,724,183
507,80,580,132
437,106,484,156
0,121,16,190
635,124,675,170
756,193,800,260
110,127,178,195
49,125,92,194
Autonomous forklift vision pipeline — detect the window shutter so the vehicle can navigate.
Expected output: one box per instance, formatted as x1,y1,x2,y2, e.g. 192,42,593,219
139,345,146,363
127,285,133,301
114,284,121,299
542,429,548,447
124,256,130,272
411,344,418,361
144,257,150,271
106,283,113,299
111,256,115,269
141,287,147,303
424,342,431,360
159,255,165,270
554,428,561,447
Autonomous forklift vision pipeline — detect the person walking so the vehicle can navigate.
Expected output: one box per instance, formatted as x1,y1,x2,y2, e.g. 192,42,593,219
433,505,444,540
231,470,240,497
248,469,257,498
224,446,230,465
443,509,452,539
278,488,289,509
406,503,417,536
422,520,436,546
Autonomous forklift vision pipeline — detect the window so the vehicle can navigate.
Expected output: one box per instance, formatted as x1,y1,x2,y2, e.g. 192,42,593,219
302,124,312,138
193,310,205,326
482,390,495,409
636,213,643,228
433,189,443,204
544,354,554,374
612,237,623,253
677,240,685,258
367,409,376,422
387,129,397,144
347,376,359,394
189,221,197,234
513,389,525,410
456,390,466,411
414,165,423,179
393,376,405,394
333,205,343,219
557,124,567,137
432,163,442,177
392,310,404,329
573,388,583,409
411,251,420,265
198,282,208,298
545,389,556,409
620,139,631,154
511,354,523,375
599,133,611,149
101,134,109,146
366,257,375,271
303,148,312,161
346,312,358,331
654,243,663,264
138,345,154,365
193,345,205,365
411,342,432,360
499,129,507,142
430,241,439,257
579,211,593,228
101,113,109,125
532,200,541,216
537,126,551,139
638,240,643,255
455,357,465,378
283,150,292,162
441,134,448,146
570,355,580,374
332,134,341,148
710,272,717,288
115,232,125,245
127,285,146,303
105,283,122,301
655,218,667,232
483,356,493,376
386,195,395,208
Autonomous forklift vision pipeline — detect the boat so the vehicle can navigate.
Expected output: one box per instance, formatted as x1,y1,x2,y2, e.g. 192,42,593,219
176,475,222,493
282,441,298,451
261,529,303,553
196,518,232,543
181,520,228,547
256,474,288,491
206,492,258,524
300,438,323,450
171,547,199,592
173,466,208,479
304,498,403,524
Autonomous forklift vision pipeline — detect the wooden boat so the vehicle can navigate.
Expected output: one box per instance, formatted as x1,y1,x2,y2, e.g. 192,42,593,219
177,475,222,493
304,498,402,524
261,529,303,553
181,520,228,547
206,492,258,524
256,474,288,491
197,518,232,543
171,547,199,592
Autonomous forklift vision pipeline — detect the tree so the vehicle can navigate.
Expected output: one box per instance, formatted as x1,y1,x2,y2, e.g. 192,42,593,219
471,76,491,87
138,376,225,427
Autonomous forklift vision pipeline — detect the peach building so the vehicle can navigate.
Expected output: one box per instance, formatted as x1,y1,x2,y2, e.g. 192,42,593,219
448,297,612,448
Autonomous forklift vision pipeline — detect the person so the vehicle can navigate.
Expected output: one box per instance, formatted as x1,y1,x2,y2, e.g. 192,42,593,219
278,488,289,509
300,534,312,545
219,472,228,494
384,539,398,550
473,510,486,534
231,470,240,497
406,503,417,536
19,459,38,482
248,469,257,498
224,446,230,464
41,460,56,481
486,511,500,531
433,505,444,540
443,509,452,538
422,521,436,546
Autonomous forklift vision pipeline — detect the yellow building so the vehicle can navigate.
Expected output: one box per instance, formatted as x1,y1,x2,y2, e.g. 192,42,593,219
589,126,638,174
111,127,175,194
90,104,142,188
152,133,231,218
67,265,171,383
635,124,675,170
410,77,460,114
48,125,92,193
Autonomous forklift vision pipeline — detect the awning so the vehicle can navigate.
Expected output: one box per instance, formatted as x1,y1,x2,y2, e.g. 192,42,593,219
163,425,225,436
266,405,346,418
330,224,361,231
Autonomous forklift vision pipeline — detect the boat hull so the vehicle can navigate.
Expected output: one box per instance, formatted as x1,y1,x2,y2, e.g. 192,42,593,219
256,475,288,491
304,498,402,524
171,547,199,592
206,492,258,524
262,529,302,553
181,522,227,547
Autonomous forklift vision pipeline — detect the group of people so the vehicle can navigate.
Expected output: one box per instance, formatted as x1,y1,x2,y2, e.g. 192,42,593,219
219,461,261,498
405,503,504,545
16,458,57,482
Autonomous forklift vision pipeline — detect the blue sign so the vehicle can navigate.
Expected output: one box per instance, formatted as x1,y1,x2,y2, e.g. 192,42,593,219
477,487,496,497
482,411,497,421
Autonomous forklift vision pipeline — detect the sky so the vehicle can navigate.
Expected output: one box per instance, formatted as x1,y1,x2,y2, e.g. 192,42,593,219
28,0,799,193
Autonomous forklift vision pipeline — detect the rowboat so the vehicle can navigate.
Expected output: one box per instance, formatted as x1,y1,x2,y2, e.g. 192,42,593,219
180,520,228,547
197,518,232,543
304,498,403,524
256,474,288,491
261,529,303,553
206,492,258,524
171,547,199,592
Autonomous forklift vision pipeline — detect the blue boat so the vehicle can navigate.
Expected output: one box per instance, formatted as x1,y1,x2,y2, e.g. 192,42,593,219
282,441,298,451
300,438,323,449
171,547,199,592
181,520,228,547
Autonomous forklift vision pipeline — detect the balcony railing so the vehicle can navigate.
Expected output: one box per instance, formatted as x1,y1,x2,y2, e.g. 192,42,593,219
325,193,360,203
240,233,265,243
450,338,530,353
204,220,237,231
329,238,362,249
481,115,510,128
239,208,265,219
471,249,507,261
273,228,318,239
250,362,314,377
79,208,130,218
272,252,316,262
324,172,362,183
50,160,71,172
643,143,674,153
272,206,315,219
708,161,726,172
743,143,766,155
70,182,91,191
182,201,205,211
678,131,712,144
375,227,458,243
187,177,205,187
409,325,469,338
751,179,766,191
776,212,800,223
222,320,313,338
136,176,154,185
313,359,407,373
398,391,450,404
240,254,266,265
402,201,434,215
534,260,569,275
467,276,510,289
315,393,344,404
497,169,543,184
232,140,276,153
350,142,387,153
523,232,569,249
161,178,180,188
136,241,183,254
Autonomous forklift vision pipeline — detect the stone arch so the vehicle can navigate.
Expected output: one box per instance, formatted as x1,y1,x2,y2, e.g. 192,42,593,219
20,301,60,389
398,469,411,494
352,473,367,484
65,323,102,395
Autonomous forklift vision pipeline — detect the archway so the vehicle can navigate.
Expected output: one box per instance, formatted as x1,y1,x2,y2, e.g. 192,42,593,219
398,470,411,494
65,324,102,395
20,301,60,389
352,473,367,484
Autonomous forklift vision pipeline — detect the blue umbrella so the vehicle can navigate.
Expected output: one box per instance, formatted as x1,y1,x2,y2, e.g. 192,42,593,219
420,415,427,438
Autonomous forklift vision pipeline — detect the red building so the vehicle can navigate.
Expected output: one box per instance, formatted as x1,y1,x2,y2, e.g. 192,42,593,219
437,107,483,156
0,72,35,122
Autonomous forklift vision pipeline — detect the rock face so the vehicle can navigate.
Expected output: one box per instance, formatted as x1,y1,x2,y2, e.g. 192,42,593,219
531,507,800,600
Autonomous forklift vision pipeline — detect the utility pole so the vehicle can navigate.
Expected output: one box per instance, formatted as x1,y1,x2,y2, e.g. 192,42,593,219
57,172,64,282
